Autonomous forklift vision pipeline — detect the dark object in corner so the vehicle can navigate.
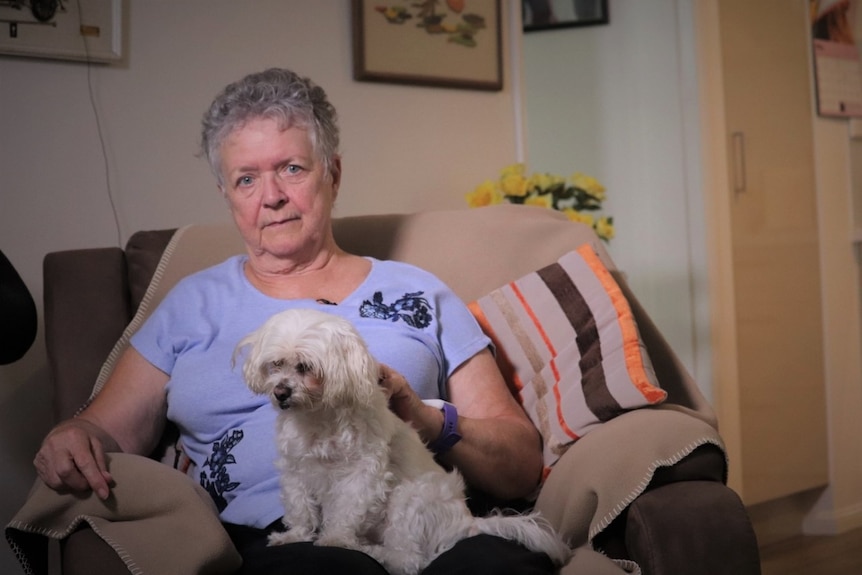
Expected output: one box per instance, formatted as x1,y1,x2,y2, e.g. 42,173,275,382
0,249,37,365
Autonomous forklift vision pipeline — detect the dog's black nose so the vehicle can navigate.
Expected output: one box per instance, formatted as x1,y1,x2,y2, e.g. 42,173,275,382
274,385,292,408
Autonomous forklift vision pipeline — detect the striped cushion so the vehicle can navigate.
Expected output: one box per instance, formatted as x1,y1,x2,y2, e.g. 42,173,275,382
468,244,666,469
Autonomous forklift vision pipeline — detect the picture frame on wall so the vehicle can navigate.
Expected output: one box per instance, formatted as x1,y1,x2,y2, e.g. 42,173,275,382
0,0,122,62
352,0,503,91
523,0,609,32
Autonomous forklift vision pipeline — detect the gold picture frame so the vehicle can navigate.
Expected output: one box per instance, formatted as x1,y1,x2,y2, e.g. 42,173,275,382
352,0,503,91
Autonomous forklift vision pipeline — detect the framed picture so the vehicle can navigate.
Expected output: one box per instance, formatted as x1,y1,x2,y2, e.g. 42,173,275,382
352,0,502,91
523,0,609,32
0,0,122,62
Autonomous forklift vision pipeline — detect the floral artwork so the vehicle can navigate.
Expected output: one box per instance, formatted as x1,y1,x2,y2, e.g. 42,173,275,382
374,1,490,48
466,164,615,242
353,0,502,91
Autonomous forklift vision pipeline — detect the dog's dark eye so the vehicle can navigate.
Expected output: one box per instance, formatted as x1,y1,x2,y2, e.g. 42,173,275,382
266,359,284,376
296,362,312,375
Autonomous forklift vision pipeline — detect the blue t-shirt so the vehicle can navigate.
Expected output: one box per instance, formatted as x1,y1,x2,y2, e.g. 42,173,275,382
130,255,489,528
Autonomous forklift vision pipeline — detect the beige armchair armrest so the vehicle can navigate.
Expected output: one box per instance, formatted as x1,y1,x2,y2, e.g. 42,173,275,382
534,408,725,548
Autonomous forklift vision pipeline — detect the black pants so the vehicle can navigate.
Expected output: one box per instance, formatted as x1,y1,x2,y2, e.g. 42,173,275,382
223,520,556,575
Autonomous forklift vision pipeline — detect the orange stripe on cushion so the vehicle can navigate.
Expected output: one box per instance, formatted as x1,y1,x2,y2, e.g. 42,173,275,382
467,300,523,397
550,357,579,440
513,280,579,440
492,285,557,444
511,282,557,357
575,244,666,403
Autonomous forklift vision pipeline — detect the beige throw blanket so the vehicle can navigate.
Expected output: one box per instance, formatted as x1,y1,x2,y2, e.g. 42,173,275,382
6,214,726,575
6,453,242,575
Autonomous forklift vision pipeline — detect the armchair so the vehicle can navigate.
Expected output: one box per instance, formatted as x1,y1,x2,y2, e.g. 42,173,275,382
8,205,760,575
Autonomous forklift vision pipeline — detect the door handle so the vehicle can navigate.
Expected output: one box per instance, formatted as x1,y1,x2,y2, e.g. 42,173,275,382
731,131,746,197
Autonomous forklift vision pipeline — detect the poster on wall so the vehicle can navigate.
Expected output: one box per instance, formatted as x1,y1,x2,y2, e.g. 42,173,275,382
811,0,862,117
0,0,122,63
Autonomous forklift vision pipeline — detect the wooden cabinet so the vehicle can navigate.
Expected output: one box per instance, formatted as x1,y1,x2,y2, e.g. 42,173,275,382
705,0,829,505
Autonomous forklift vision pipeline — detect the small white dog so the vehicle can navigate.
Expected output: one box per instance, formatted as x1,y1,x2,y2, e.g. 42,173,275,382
236,308,571,575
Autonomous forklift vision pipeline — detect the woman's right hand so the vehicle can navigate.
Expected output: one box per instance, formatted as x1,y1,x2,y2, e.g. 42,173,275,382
33,417,118,500
33,347,170,500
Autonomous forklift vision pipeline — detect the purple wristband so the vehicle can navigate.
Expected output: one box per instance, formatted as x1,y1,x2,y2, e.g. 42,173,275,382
428,401,462,454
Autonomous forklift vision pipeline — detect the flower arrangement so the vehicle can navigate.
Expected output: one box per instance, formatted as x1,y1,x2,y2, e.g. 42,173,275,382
466,164,615,242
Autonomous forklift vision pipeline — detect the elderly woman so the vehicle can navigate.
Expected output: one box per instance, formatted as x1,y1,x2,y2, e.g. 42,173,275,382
33,68,551,574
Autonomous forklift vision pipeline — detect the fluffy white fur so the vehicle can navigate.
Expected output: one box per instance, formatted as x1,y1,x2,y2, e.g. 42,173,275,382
236,308,571,575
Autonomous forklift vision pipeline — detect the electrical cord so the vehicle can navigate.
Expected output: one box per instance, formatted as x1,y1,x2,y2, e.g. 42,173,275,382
76,0,122,247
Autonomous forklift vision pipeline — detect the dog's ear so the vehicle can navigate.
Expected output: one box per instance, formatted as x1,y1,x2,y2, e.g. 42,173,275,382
234,331,269,395
320,320,380,409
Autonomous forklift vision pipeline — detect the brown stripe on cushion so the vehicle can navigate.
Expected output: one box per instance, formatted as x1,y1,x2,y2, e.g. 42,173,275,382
536,262,623,421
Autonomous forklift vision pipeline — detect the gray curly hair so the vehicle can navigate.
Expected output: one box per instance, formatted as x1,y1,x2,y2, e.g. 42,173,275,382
201,68,340,187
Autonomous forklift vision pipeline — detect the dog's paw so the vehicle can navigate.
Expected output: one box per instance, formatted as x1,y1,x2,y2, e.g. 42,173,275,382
314,532,361,550
267,527,315,546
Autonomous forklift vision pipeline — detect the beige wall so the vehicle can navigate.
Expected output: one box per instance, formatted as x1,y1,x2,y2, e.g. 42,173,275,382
0,2,521,571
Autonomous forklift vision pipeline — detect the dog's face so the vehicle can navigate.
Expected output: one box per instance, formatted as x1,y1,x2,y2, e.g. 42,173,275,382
258,354,321,410
236,309,380,411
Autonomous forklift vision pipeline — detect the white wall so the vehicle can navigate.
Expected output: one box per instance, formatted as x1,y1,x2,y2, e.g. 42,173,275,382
522,0,710,392
0,2,520,571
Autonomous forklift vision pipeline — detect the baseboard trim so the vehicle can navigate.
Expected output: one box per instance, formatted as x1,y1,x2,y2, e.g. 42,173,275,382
803,500,862,535
748,489,862,546
747,489,824,547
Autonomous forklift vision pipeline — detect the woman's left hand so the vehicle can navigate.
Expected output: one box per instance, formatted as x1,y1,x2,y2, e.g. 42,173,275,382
379,352,544,501
378,364,444,445
435,349,544,500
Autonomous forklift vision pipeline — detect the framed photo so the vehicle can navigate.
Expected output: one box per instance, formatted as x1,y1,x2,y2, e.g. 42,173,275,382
352,0,502,91
0,0,122,62
523,0,609,32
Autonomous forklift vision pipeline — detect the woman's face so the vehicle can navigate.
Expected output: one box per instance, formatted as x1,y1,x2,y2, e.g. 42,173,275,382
219,117,341,265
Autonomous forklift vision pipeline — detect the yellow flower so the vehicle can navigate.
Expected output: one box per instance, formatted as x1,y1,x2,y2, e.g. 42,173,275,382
500,173,529,197
465,180,503,208
550,173,566,188
562,209,594,227
468,165,613,242
572,172,606,201
595,216,615,241
524,193,553,209
499,163,525,179
527,172,551,191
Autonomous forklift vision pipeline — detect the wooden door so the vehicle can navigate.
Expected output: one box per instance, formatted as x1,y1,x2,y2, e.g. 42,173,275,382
717,0,829,505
